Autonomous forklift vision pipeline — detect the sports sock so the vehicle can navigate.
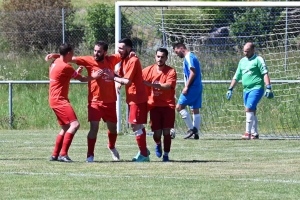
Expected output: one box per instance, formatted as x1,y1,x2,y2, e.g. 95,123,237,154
60,132,75,156
52,134,64,157
135,127,148,157
245,112,254,134
153,134,161,144
108,131,117,149
193,113,201,131
163,152,169,156
163,134,171,153
251,115,258,134
179,109,194,130
87,137,97,157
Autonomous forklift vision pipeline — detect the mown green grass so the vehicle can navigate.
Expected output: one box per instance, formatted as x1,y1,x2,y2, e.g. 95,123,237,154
1,130,300,200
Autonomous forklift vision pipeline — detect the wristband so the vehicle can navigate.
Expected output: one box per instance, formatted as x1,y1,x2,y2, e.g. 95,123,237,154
266,85,271,89
228,86,233,90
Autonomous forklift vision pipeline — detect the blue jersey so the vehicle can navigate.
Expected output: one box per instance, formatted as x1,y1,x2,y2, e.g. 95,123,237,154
183,52,202,90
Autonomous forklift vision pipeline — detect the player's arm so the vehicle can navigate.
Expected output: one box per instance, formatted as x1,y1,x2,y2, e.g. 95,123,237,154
182,67,196,95
226,65,241,100
143,81,171,90
104,68,131,85
76,69,103,82
45,53,77,63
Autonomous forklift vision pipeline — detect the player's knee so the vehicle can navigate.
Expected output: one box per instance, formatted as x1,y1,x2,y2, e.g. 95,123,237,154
179,109,189,119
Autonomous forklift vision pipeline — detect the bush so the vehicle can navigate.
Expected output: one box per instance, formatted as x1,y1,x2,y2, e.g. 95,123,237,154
0,0,75,52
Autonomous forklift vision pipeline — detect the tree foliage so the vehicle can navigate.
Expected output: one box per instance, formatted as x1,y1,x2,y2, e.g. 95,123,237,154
84,3,132,48
0,0,74,51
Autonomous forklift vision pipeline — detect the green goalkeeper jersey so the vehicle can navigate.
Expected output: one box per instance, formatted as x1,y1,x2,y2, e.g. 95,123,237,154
233,54,268,92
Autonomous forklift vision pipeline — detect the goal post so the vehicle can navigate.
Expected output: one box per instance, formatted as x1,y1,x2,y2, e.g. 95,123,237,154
115,1,300,138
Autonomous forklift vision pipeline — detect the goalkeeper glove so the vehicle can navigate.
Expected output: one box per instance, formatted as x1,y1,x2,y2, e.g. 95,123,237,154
226,86,233,100
264,85,274,99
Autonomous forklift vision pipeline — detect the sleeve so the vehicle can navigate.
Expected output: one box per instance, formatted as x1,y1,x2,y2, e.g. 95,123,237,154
65,64,83,80
142,66,151,81
109,54,122,66
257,56,268,75
166,68,177,89
186,54,194,69
75,56,91,70
233,62,242,82
123,59,140,81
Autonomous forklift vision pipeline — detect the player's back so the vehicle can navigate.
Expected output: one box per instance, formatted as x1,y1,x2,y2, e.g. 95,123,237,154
49,59,74,108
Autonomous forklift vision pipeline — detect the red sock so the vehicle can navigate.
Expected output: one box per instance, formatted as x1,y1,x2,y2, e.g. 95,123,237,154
108,131,117,149
87,137,97,157
136,128,148,157
163,134,171,153
52,134,64,157
60,132,75,156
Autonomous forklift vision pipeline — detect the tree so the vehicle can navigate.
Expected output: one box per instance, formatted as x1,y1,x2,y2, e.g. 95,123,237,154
84,3,132,48
0,0,74,51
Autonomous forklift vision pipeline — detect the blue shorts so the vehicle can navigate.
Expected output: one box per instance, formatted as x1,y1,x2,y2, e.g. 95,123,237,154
243,89,264,110
178,88,202,109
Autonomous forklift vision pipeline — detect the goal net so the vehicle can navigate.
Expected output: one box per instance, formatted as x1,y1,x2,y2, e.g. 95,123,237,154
115,1,300,139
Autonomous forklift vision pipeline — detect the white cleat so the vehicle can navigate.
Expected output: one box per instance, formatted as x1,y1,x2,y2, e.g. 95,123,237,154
86,156,94,163
108,147,120,161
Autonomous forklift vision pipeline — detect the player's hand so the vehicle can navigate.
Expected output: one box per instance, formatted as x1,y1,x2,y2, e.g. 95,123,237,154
182,86,188,95
115,82,122,94
129,51,137,58
76,66,84,74
45,53,59,61
91,69,103,79
226,87,233,100
264,85,274,99
103,69,115,80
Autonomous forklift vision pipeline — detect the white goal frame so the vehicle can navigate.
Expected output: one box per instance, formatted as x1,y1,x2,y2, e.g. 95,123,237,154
114,1,300,134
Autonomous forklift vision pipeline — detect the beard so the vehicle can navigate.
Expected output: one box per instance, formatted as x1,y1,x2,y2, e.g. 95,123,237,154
94,54,105,61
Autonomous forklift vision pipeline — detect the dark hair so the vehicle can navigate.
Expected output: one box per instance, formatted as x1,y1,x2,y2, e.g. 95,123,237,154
173,42,186,50
95,41,108,51
156,47,169,57
59,43,73,56
119,38,133,48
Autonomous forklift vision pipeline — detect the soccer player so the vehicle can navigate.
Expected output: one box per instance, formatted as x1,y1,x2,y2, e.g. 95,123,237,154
46,41,123,162
48,43,101,162
226,42,274,139
106,38,150,162
173,43,202,140
142,48,177,162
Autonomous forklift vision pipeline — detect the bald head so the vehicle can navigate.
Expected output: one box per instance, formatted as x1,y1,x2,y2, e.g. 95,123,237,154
243,42,255,58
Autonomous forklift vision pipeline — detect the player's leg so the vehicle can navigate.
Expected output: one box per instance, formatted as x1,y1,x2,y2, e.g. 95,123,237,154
106,121,120,161
103,102,120,161
161,106,175,162
50,125,68,161
251,112,258,138
242,89,264,139
129,103,149,162
57,105,80,162
150,107,163,158
189,90,202,139
176,92,198,139
86,102,101,162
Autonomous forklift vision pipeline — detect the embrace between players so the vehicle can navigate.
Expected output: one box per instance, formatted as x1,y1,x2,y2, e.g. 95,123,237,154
45,39,273,162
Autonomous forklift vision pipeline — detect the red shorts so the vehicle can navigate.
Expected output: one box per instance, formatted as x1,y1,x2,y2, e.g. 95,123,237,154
52,105,78,126
128,102,147,124
149,106,175,131
88,102,117,123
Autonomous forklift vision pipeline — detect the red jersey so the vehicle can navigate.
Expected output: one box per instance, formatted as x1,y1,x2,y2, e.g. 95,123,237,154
75,54,121,103
49,59,82,108
142,64,177,108
118,56,147,105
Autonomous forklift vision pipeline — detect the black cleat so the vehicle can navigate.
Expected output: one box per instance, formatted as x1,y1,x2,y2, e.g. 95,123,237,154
49,156,58,161
58,155,73,162
194,134,199,140
184,127,198,139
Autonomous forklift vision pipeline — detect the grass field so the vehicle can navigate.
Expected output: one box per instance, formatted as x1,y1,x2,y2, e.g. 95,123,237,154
1,130,300,199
